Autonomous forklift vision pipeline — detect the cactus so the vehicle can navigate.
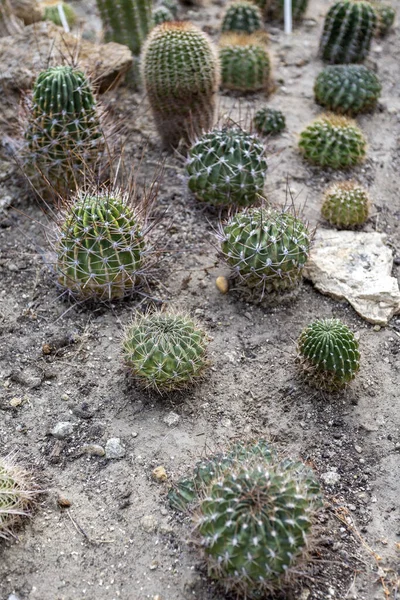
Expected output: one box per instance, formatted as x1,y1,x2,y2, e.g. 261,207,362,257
160,0,179,17
298,114,367,169
369,0,395,35
297,318,360,391
221,0,263,34
0,457,39,539
219,207,311,301
43,2,77,27
253,107,285,135
321,181,370,229
219,34,271,93
56,190,148,300
185,128,267,207
122,312,209,393
95,0,152,56
153,5,173,24
141,22,220,148
319,0,377,64
257,0,309,21
314,65,381,116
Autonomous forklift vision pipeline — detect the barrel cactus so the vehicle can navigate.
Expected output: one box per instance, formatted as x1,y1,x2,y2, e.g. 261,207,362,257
314,65,381,116
321,181,370,229
43,2,77,27
55,190,148,300
257,0,309,21
299,114,367,169
319,0,377,64
186,128,267,207
0,457,39,539
219,207,311,301
141,22,220,148
96,0,152,56
369,0,396,35
153,5,173,24
219,34,271,93
221,0,263,34
253,107,285,135
297,318,360,391
122,312,209,393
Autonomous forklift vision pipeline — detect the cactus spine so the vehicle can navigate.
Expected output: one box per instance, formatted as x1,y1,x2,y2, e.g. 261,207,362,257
0,457,39,539
253,107,285,135
321,181,370,228
221,0,263,34
96,0,152,56
219,34,271,93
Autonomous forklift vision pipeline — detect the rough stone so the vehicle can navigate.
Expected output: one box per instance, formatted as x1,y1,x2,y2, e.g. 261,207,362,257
10,0,43,24
51,421,74,439
304,230,400,325
81,444,106,457
162,412,180,427
140,515,158,533
105,438,126,459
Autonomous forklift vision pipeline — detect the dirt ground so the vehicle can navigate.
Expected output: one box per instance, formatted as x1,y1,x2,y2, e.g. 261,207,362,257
0,0,399,599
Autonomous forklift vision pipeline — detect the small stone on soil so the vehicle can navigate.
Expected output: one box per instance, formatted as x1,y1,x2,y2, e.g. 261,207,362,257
105,438,126,459
162,412,180,427
51,421,74,439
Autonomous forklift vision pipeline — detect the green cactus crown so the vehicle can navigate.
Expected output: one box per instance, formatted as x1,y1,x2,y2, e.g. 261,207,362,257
221,0,264,34
253,107,286,135
219,33,271,93
321,181,370,229
0,458,39,539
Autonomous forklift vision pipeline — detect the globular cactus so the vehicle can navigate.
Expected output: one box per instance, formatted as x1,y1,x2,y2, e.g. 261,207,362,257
319,0,377,64
43,2,77,27
95,0,152,56
297,318,360,391
153,5,173,24
185,128,267,207
369,0,395,35
122,312,209,393
253,107,285,135
141,22,220,148
55,190,148,300
0,457,39,539
219,207,311,301
221,0,263,34
321,181,370,229
298,114,367,169
219,34,271,93
256,0,308,21
160,0,179,17
314,65,381,116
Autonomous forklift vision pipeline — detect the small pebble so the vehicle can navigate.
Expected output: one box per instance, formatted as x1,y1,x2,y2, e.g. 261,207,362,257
9,397,22,407
163,412,180,427
105,438,126,459
140,515,158,533
81,444,106,457
152,466,167,482
216,276,229,294
51,421,74,440
57,496,72,508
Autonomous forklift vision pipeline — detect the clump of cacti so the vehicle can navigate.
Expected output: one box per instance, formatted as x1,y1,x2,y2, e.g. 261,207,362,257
321,181,370,229
141,22,220,148
221,0,263,34
219,207,311,301
0,457,39,539
219,34,271,93
122,312,209,393
369,0,395,35
43,2,77,27
319,0,377,64
297,318,360,391
314,65,381,116
299,114,367,169
185,128,267,207
95,0,152,56
55,190,148,301
253,107,285,135
153,5,173,24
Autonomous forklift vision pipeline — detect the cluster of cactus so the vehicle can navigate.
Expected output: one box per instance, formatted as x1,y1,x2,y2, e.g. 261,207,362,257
253,107,286,135
153,5,173,24
122,312,209,393
297,318,360,391
141,22,220,148
221,0,263,34
95,0,152,56
314,65,382,116
370,0,395,35
43,2,77,27
0,457,39,539
55,190,148,300
321,181,370,229
185,128,267,207
219,207,311,301
319,0,377,64
299,114,367,169
219,34,271,93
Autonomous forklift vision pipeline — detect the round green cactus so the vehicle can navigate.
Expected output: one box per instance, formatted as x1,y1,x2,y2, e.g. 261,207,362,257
299,114,367,169
56,191,147,301
220,207,311,301
319,0,377,64
258,0,309,21
297,318,360,391
185,128,267,207
253,107,285,135
369,0,396,35
314,65,381,116
122,312,209,393
0,457,39,539
96,0,152,56
160,0,179,17
153,5,173,24
321,181,370,229
221,0,263,34
219,34,271,93
43,3,77,27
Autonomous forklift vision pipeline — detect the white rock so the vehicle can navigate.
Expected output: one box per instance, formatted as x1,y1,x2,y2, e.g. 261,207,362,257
321,470,341,486
105,438,126,459
51,421,74,439
162,412,180,427
304,230,400,325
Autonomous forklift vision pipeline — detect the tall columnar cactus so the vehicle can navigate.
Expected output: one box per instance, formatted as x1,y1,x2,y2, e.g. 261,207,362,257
319,0,377,64
122,312,209,393
219,207,311,301
221,0,263,34
185,128,267,207
321,181,370,229
56,191,148,300
43,2,77,27
96,0,152,56
253,107,285,135
297,318,360,391
219,34,271,93
298,114,367,169
369,0,396,35
141,22,220,148
0,457,39,539
314,65,381,116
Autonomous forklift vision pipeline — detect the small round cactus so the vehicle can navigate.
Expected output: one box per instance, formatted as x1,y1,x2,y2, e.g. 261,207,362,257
185,128,267,207
219,34,271,93
0,457,39,539
219,207,311,301
321,181,370,229
253,107,285,135
319,0,377,64
299,114,367,169
55,190,148,301
153,5,173,24
122,312,209,393
370,0,396,35
43,2,77,27
221,0,263,34
258,0,309,21
297,318,360,391
160,0,179,17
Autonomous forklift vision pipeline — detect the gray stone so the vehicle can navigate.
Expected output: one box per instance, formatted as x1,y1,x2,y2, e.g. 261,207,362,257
140,515,158,533
162,412,180,427
105,438,126,459
51,421,74,439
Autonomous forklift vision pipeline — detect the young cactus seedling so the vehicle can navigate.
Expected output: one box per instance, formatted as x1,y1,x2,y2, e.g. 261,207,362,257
253,107,285,135
0,457,39,539
321,181,370,229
